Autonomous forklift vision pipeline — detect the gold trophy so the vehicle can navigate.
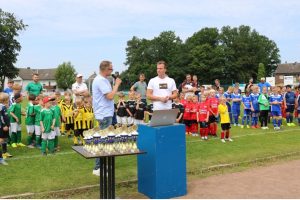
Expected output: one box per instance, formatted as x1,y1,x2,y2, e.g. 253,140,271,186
131,125,139,152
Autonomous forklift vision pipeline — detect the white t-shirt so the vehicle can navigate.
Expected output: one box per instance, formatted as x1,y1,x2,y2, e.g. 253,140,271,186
72,82,88,100
147,76,177,110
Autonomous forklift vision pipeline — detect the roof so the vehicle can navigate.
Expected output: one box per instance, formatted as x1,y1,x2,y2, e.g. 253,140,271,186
274,63,300,74
86,72,97,81
18,68,57,80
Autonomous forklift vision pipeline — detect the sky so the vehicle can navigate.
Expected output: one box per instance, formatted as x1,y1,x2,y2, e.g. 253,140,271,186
1,0,300,79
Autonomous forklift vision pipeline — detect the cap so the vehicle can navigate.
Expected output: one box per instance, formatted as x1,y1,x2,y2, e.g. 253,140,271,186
76,74,83,78
14,92,21,100
43,96,54,104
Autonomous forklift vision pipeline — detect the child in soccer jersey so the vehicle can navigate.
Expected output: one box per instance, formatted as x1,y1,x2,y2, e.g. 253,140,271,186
218,96,233,143
9,83,22,106
55,91,66,136
269,86,283,130
146,102,154,122
231,87,242,126
207,89,219,136
280,86,287,121
258,87,270,129
250,85,260,128
179,92,187,105
51,95,62,151
73,97,85,145
183,95,193,135
134,93,146,125
172,95,184,124
190,95,199,136
8,92,26,148
83,97,94,130
0,92,11,164
224,86,234,124
241,89,252,129
34,95,43,148
284,85,296,126
216,87,225,99
197,95,210,140
116,92,128,126
61,95,74,138
40,97,56,155
25,94,36,148
126,91,136,126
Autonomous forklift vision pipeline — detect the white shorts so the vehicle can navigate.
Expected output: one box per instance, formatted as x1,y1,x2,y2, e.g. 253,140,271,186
26,125,35,134
42,131,56,140
35,125,41,136
127,117,134,125
54,127,61,136
117,116,127,125
10,123,21,133
134,119,144,125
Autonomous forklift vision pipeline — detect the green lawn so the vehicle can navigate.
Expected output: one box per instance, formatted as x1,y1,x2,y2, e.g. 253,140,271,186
0,99,300,198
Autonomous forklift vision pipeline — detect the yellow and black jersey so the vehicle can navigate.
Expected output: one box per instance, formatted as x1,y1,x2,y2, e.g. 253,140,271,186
82,107,94,130
58,99,65,108
61,104,74,124
74,107,84,130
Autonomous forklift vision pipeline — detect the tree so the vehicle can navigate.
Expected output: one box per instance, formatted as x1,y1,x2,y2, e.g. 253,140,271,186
0,9,27,91
55,62,76,90
257,63,266,81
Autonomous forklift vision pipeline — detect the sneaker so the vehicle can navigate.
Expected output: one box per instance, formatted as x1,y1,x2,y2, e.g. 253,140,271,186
0,159,8,165
251,126,256,129
246,125,250,129
17,143,26,147
11,143,17,148
265,127,269,129
4,153,13,158
261,127,266,130
27,144,35,149
287,123,291,127
93,169,100,176
221,139,226,143
204,136,208,140
234,124,237,126
237,124,241,126
240,125,244,129
227,138,233,142
290,123,296,127
201,136,205,140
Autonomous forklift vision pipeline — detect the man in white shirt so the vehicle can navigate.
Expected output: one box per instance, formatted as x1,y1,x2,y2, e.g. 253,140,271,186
147,61,178,110
72,74,88,101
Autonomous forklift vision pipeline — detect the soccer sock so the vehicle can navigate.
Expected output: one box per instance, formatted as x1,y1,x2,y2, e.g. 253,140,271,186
221,131,225,139
79,135,84,145
234,115,239,124
17,131,21,143
11,132,17,144
273,118,277,127
199,128,203,137
278,119,282,127
204,128,209,137
7,135,11,145
2,143,7,153
247,116,250,125
242,116,246,125
225,130,230,138
0,150,2,159
290,115,294,123
27,135,33,145
286,114,290,123
35,136,41,146
73,136,78,145
41,139,47,153
214,123,217,135
48,139,55,153
54,136,58,148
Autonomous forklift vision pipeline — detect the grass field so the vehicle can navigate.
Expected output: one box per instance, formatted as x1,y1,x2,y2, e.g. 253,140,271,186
1,99,300,198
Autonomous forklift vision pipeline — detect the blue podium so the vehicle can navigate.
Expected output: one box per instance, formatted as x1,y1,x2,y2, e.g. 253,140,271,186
137,124,187,199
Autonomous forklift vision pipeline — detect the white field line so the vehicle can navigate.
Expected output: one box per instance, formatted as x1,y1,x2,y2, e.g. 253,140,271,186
8,151,75,160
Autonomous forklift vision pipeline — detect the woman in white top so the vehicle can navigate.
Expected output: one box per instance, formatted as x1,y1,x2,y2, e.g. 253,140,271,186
147,61,177,110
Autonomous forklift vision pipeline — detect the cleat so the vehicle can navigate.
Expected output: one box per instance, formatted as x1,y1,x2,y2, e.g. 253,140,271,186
251,126,256,129
11,143,17,148
0,159,8,165
240,125,244,129
4,152,12,157
246,125,250,128
221,139,226,143
226,138,233,142
287,123,291,126
17,143,26,147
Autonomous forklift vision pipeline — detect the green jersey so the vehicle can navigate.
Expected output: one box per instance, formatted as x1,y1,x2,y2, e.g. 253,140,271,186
8,102,22,123
51,105,61,127
25,82,43,96
40,108,54,133
34,104,42,126
258,93,270,111
25,102,35,125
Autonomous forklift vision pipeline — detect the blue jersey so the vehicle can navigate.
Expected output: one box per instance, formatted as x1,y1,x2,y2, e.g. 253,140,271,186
231,93,241,106
250,93,260,111
285,92,296,105
242,95,251,109
224,92,232,103
269,94,283,112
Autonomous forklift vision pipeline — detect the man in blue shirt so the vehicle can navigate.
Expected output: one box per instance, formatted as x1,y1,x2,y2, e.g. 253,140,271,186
284,85,296,126
92,60,122,176
258,78,271,93
269,86,283,130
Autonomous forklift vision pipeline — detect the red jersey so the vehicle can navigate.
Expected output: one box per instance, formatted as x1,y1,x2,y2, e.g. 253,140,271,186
190,102,198,120
208,97,219,116
180,99,187,106
198,102,209,122
183,101,192,120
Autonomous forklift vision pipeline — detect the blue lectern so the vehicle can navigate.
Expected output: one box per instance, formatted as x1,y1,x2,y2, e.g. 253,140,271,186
137,124,187,199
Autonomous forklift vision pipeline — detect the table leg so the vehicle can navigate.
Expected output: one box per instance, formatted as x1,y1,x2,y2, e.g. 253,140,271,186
99,157,116,199
103,157,107,198
108,157,112,198
100,157,105,199
112,157,115,199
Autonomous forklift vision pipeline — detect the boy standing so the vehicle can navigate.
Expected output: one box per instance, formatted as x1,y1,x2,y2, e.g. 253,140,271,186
218,97,233,143
0,92,11,164
61,96,74,138
284,85,296,126
231,87,242,126
25,94,36,148
269,86,283,130
250,86,260,128
197,95,209,140
241,89,251,128
258,87,270,129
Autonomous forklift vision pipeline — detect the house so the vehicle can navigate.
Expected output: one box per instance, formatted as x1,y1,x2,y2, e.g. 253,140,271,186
4,67,57,92
274,62,300,86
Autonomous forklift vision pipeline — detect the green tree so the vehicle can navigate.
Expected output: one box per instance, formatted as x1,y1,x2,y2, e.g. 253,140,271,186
0,9,27,91
257,63,266,80
55,62,76,90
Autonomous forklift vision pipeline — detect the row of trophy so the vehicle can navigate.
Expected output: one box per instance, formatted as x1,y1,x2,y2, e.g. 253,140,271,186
83,125,139,155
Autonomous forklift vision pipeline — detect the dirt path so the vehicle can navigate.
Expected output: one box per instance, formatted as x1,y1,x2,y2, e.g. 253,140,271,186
182,159,300,199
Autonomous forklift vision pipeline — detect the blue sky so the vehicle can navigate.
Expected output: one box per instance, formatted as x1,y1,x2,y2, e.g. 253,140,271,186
1,0,300,79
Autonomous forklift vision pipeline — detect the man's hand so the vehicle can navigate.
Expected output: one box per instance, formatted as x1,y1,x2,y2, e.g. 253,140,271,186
115,78,122,86
3,126,8,132
41,127,45,133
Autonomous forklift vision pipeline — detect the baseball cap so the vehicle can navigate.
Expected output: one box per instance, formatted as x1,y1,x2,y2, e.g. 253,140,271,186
76,74,83,78
43,96,54,104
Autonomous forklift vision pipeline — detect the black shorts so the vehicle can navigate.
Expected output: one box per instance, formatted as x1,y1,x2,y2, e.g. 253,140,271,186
221,123,231,131
184,120,192,126
199,121,208,128
0,130,9,139
65,123,74,131
209,115,217,123
286,105,295,113
74,129,83,137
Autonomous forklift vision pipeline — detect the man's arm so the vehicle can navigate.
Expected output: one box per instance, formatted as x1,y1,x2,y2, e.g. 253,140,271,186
147,89,167,102
105,78,122,100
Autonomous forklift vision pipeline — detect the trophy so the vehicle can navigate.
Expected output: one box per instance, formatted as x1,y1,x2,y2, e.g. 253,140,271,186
131,125,139,152
114,128,121,153
107,126,116,154
92,131,101,154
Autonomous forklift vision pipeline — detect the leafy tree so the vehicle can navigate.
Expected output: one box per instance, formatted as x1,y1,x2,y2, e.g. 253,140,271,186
0,9,27,91
55,62,76,90
257,63,266,80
